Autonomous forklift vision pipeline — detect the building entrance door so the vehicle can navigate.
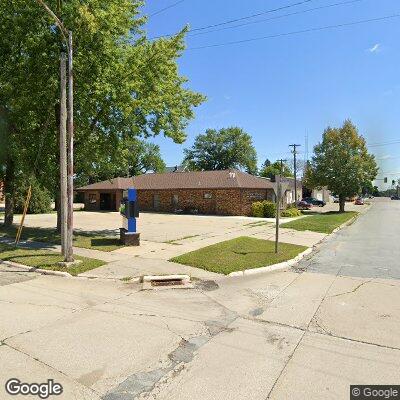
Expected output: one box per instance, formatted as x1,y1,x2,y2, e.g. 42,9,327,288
100,193,116,210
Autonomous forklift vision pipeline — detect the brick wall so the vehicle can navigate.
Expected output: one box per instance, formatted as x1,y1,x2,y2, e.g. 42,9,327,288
137,188,273,216
84,191,101,211
82,187,275,216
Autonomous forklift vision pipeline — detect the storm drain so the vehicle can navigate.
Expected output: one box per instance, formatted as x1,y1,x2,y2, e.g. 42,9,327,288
142,275,193,290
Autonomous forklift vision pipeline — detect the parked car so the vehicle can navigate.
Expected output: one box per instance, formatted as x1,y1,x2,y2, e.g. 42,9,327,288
332,196,340,203
302,197,326,207
391,195,400,200
297,200,312,210
355,197,364,205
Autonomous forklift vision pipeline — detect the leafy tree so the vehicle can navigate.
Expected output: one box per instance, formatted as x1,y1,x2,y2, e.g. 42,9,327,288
75,138,166,186
15,177,52,214
260,161,293,180
0,0,204,226
183,127,257,173
304,120,378,212
261,159,271,169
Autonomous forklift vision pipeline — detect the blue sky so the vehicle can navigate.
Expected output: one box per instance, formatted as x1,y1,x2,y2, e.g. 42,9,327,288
142,0,400,189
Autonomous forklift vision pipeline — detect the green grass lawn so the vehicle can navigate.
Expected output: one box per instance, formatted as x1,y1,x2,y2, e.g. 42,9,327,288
280,211,358,234
0,243,105,276
0,225,123,252
170,236,307,275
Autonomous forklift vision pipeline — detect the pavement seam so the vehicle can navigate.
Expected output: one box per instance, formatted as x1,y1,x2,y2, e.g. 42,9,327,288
265,267,342,399
2,342,102,398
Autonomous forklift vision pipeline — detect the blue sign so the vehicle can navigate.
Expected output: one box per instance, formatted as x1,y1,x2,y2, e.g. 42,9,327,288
121,188,139,233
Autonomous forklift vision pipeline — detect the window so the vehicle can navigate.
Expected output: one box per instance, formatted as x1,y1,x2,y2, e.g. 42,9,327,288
172,194,179,207
153,194,160,210
204,193,212,199
89,193,97,204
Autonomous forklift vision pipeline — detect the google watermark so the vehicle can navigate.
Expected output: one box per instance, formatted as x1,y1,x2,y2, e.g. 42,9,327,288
5,378,63,399
351,385,400,400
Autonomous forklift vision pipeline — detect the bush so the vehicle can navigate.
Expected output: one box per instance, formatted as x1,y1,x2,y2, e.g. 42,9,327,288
263,201,276,218
15,180,52,214
251,201,277,218
281,207,302,217
251,201,264,217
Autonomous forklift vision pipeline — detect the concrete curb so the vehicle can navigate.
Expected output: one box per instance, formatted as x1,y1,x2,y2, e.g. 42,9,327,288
0,260,73,277
227,206,371,278
228,248,313,277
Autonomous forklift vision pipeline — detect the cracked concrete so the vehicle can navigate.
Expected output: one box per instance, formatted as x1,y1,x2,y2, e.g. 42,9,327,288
1,199,399,400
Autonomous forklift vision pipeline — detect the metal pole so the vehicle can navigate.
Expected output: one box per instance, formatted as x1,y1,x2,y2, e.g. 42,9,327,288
275,159,287,254
289,144,301,203
275,174,281,254
60,53,68,258
66,31,74,262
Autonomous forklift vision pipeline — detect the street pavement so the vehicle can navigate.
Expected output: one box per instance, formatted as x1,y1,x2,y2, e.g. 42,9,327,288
298,197,400,279
1,198,399,399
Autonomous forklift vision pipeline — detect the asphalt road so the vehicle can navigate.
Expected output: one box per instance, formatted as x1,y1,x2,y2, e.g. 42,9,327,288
299,197,400,280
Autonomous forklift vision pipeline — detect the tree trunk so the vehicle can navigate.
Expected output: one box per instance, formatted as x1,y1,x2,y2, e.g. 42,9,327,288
339,196,346,213
55,192,61,233
3,158,15,227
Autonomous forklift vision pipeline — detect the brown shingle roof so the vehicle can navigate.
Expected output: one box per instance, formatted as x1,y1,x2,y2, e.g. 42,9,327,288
76,170,274,191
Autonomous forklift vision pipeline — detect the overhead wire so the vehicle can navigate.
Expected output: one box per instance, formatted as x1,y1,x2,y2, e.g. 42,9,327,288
150,0,316,39
149,0,185,18
186,0,365,38
187,13,400,50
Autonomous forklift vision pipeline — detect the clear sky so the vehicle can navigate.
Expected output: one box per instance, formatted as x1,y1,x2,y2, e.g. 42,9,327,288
142,0,400,189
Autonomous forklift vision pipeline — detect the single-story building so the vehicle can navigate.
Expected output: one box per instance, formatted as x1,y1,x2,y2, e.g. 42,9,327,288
76,169,301,216
77,170,274,216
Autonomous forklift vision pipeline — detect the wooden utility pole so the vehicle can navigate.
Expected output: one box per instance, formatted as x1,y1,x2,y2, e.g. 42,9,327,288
35,0,74,262
289,144,301,204
275,159,287,254
66,31,74,262
60,53,68,257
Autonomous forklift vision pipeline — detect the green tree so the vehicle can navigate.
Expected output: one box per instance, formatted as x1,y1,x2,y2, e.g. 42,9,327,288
260,161,293,180
75,138,166,186
0,0,204,226
183,127,257,173
304,120,378,212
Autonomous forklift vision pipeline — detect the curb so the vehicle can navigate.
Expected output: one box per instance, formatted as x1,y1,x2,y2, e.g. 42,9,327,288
228,248,313,277
0,260,73,277
227,206,371,278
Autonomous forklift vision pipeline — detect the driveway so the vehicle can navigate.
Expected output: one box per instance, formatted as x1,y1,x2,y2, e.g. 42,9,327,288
298,197,400,279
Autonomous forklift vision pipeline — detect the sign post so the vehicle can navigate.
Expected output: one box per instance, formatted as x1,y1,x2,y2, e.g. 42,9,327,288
120,188,140,246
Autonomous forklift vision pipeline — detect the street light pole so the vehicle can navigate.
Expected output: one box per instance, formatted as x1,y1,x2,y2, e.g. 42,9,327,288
59,53,68,256
35,0,74,262
66,31,74,262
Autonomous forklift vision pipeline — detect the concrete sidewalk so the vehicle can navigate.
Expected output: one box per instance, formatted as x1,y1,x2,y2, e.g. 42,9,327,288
1,267,399,400
1,220,326,281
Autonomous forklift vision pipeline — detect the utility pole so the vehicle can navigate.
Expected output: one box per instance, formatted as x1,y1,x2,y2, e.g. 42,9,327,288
66,31,74,262
59,53,68,256
275,159,287,254
289,144,301,204
36,0,74,263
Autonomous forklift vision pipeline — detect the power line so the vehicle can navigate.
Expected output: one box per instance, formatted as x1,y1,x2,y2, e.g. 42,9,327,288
187,0,364,38
150,0,315,39
368,139,400,147
188,13,400,50
149,0,185,18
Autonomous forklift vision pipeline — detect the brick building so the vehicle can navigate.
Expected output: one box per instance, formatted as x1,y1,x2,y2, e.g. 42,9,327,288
76,169,282,216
